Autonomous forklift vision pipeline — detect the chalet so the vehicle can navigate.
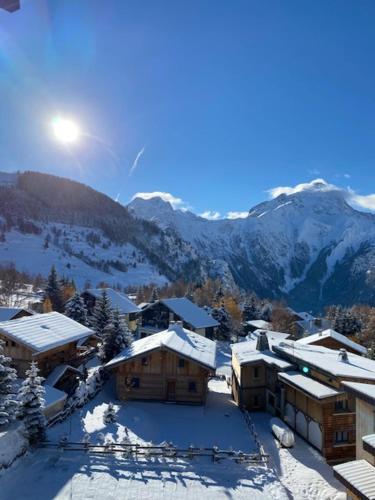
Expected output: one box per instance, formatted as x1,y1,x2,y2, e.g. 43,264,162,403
341,381,375,465
81,288,140,331
44,364,83,395
274,341,375,462
0,307,33,321
140,297,219,338
106,322,217,404
287,309,331,338
296,329,367,356
42,385,68,421
231,331,294,414
0,312,95,377
245,319,272,334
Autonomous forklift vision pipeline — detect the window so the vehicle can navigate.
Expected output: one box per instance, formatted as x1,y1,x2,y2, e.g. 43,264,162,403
253,395,259,407
11,341,16,347
141,356,149,366
131,377,140,388
335,431,349,444
254,367,260,379
188,381,197,393
334,399,348,412
178,358,185,368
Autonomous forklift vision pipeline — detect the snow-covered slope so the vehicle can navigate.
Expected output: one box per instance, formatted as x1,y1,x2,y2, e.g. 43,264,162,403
129,181,375,310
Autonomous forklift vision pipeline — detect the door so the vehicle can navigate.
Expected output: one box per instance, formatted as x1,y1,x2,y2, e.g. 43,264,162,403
166,380,176,401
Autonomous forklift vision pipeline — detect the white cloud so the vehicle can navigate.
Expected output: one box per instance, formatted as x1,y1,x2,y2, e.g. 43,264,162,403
132,191,189,210
226,211,248,219
200,210,221,220
268,178,375,213
267,179,339,198
343,173,351,179
129,146,145,176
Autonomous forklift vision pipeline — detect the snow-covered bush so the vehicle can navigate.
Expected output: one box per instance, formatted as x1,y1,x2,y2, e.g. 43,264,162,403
103,402,117,424
70,367,104,408
17,362,46,445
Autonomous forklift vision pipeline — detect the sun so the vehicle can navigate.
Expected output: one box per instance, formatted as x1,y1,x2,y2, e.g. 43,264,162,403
52,116,80,144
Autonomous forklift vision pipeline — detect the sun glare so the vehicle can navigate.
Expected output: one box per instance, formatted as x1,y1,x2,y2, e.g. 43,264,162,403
52,116,80,144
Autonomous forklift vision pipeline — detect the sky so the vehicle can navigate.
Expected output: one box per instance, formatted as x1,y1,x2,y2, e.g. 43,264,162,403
1,0,375,219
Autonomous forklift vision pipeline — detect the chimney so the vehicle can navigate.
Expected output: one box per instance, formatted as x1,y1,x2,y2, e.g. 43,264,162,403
338,348,348,362
256,331,270,352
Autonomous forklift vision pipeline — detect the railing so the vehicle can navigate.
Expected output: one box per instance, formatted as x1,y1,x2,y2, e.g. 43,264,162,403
39,440,268,464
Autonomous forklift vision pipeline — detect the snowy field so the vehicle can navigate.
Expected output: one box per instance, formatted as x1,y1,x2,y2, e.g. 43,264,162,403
0,378,345,500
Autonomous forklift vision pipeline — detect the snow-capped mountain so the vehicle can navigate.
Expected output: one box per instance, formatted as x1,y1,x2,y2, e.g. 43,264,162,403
1,171,374,310
128,181,375,310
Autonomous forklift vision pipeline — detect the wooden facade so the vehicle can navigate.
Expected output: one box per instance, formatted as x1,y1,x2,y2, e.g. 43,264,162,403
111,348,212,405
0,330,85,378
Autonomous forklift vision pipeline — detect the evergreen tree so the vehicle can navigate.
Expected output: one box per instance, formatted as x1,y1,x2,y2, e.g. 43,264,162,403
44,265,64,312
366,342,375,360
65,291,88,325
99,309,133,362
92,289,113,337
17,362,46,444
0,340,18,427
149,287,159,303
242,294,260,322
213,285,224,307
103,402,117,424
211,305,231,340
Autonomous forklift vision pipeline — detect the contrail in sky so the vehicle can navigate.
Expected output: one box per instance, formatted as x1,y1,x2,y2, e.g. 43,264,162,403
129,146,145,176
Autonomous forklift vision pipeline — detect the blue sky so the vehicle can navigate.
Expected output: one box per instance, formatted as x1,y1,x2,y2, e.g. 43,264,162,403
1,0,375,218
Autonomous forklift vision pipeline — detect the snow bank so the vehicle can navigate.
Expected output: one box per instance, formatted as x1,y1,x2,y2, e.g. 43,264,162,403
270,417,294,448
0,424,28,469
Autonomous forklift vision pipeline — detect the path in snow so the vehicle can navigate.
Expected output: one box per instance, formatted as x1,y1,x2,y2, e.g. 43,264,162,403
251,412,346,500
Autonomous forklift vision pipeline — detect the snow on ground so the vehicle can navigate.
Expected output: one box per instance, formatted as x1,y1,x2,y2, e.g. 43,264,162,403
251,413,346,500
0,227,168,289
0,380,286,500
215,341,232,377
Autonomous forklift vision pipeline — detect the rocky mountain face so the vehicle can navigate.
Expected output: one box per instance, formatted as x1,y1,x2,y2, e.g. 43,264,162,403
128,181,375,311
1,171,374,311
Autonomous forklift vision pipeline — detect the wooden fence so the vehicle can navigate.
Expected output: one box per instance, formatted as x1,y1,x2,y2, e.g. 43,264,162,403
39,440,269,465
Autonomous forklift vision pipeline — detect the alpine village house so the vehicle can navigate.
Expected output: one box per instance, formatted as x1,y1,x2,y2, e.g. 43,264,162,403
139,297,219,339
106,322,217,404
231,329,375,463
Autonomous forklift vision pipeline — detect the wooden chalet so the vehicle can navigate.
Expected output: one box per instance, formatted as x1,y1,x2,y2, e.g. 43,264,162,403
106,322,217,404
140,297,219,339
274,341,375,463
296,329,367,355
81,288,140,331
231,333,375,462
0,312,96,377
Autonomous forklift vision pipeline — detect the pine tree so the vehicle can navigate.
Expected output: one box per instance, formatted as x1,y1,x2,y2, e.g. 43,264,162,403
44,265,64,312
103,402,117,424
242,295,260,322
366,342,375,360
99,309,133,362
149,287,159,303
211,305,231,340
92,289,113,337
65,291,88,325
17,362,46,444
0,340,18,427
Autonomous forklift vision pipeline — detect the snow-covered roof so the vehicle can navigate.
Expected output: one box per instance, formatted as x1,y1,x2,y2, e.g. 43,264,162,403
278,371,342,400
252,329,291,342
0,312,94,354
274,341,375,380
106,323,217,371
0,307,32,321
246,320,271,329
85,288,140,314
333,460,375,500
296,311,316,322
297,329,367,355
342,381,375,405
363,434,375,456
157,298,219,329
43,385,67,409
44,364,82,388
295,320,322,335
231,341,294,370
